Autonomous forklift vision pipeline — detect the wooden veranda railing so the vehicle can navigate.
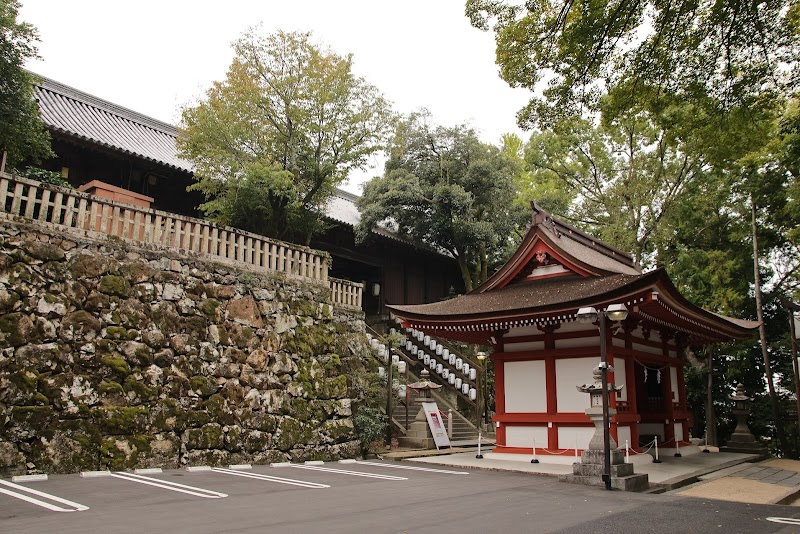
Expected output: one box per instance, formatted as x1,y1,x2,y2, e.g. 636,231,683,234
0,172,363,310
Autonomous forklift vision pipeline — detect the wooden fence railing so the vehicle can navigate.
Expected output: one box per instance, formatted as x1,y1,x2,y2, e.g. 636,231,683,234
0,173,363,310
329,277,364,311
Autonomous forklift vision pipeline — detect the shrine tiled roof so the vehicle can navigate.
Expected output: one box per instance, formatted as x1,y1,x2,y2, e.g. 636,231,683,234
391,272,649,319
33,75,193,173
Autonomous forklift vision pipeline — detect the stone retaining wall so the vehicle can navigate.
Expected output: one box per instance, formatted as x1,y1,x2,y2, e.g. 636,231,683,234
0,220,369,475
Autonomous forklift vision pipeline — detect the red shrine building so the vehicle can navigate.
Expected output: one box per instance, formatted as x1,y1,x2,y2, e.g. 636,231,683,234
389,205,758,457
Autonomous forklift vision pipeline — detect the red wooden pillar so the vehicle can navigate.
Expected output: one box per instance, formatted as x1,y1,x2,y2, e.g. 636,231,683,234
543,325,559,450
623,318,639,448
493,354,506,448
660,329,676,447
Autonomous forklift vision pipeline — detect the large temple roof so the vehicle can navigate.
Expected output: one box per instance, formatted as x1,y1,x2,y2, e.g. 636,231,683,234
389,204,758,345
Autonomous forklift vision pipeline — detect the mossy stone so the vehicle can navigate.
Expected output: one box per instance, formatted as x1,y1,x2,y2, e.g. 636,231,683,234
98,275,131,297
94,406,149,434
101,355,131,377
0,312,38,347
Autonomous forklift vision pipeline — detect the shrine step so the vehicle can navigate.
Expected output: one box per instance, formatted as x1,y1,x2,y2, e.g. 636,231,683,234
559,472,650,492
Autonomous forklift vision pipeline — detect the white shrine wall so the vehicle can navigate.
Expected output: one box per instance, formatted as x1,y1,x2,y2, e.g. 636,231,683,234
555,357,599,412
505,425,548,448
504,360,546,412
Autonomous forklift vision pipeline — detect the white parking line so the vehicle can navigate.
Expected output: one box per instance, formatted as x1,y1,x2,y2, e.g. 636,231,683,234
0,479,88,513
290,464,408,480
355,461,470,475
210,468,330,489
109,472,227,498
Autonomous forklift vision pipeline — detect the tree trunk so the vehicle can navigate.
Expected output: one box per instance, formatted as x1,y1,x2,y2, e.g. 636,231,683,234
752,199,786,454
456,254,474,293
706,350,717,446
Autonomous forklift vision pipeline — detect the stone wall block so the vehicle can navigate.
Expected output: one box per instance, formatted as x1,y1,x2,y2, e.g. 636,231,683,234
0,222,366,473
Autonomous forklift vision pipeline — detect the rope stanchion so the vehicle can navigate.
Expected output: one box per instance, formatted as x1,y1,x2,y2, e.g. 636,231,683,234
531,438,539,464
575,437,579,461
653,436,662,463
702,433,710,453
476,430,484,459
674,437,682,458
625,440,630,463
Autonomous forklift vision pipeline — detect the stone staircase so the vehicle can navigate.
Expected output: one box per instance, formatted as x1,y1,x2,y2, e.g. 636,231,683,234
366,326,492,446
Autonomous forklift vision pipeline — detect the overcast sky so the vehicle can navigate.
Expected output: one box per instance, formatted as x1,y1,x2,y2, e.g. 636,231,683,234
19,0,532,194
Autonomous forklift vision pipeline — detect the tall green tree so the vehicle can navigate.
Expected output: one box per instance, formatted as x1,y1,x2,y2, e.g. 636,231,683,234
0,0,52,171
356,111,526,292
466,0,799,128
178,30,394,244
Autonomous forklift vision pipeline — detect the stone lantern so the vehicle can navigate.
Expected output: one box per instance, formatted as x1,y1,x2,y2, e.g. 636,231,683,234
561,367,649,491
720,384,768,456
398,370,443,449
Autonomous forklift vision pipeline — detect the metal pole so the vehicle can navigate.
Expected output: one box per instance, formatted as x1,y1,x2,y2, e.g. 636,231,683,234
599,313,612,490
386,350,393,446
484,359,490,426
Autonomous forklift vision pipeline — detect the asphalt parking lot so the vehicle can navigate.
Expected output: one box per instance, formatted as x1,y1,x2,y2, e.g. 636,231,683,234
2,460,800,533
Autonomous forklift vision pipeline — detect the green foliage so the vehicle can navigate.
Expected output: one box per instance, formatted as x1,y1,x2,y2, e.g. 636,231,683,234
178,30,394,244
350,369,387,456
466,0,799,129
17,166,72,188
357,111,527,291
0,2,53,169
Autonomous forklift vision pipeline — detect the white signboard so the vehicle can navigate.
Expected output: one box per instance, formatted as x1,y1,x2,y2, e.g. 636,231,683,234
422,402,451,450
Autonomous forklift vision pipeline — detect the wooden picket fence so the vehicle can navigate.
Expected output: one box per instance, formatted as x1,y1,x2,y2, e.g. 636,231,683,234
0,172,363,310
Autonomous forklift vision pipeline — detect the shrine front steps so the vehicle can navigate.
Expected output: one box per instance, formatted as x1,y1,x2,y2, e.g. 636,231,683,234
559,450,650,492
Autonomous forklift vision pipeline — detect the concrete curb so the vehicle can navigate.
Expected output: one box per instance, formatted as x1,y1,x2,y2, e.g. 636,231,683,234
11,474,48,482
185,466,212,472
80,470,111,478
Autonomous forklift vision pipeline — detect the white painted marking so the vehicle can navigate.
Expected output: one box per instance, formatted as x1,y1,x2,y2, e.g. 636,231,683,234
134,468,163,474
210,468,329,488
766,517,800,525
338,459,357,464
0,479,88,512
80,470,111,478
356,461,470,475
110,472,227,498
290,464,407,480
185,466,212,472
11,474,48,482
304,460,325,466
228,464,252,470
270,462,291,468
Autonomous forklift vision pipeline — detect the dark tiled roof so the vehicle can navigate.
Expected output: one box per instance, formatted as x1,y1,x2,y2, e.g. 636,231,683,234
391,273,649,319
33,74,193,173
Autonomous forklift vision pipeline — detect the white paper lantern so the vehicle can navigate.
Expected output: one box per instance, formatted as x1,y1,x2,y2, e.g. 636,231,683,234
469,388,477,400
370,339,379,350
461,383,469,394
398,385,407,397
463,363,470,376
378,367,385,377
366,333,372,341
406,341,413,351
443,349,450,359
429,359,436,370
390,328,396,336
423,335,430,346
436,363,443,374
449,354,456,365
417,331,424,341
443,369,450,379
392,354,399,365
397,361,406,374
449,374,456,385
456,358,463,370
455,378,462,389
411,345,418,355
436,344,443,355
418,351,424,360
423,354,430,365
469,368,477,381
